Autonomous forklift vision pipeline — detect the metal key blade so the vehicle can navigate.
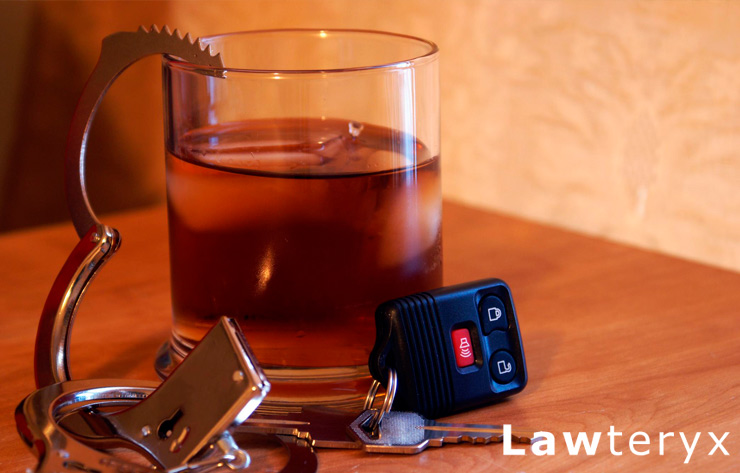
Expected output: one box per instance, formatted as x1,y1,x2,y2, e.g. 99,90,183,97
240,406,362,449
349,410,537,454
421,421,537,444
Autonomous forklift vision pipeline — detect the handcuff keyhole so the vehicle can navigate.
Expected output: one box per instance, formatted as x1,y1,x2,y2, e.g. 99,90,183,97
157,408,184,439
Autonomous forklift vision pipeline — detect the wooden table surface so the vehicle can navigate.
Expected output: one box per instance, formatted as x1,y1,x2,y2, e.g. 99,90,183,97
1,202,739,472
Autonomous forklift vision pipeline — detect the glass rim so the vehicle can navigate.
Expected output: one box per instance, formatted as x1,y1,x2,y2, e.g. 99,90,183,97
164,28,439,75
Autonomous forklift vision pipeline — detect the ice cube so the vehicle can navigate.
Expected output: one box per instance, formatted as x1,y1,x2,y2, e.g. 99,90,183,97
314,135,349,164
348,121,364,138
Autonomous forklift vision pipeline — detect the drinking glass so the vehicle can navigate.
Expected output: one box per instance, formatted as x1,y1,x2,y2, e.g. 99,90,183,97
158,29,441,405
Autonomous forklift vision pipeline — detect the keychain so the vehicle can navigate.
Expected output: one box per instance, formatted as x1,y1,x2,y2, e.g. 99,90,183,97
241,279,538,454
368,278,528,419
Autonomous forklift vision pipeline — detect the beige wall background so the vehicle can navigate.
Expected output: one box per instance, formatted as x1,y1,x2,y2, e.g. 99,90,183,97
1,0,738,272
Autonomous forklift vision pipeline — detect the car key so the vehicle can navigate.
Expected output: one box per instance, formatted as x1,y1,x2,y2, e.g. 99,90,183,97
239,406,362,449
349,409,538,454
369,278,527,418
241,405,536,454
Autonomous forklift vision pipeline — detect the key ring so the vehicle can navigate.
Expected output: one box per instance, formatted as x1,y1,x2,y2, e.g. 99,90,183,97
362,368,397,435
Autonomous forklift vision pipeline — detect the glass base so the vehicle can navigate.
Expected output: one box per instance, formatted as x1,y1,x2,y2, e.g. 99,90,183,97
155,335,373,409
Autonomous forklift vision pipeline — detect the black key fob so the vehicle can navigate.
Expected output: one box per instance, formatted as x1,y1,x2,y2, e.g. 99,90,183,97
368,278,527,418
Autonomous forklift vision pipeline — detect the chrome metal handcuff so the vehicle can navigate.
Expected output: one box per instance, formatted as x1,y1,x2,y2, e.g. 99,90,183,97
15,26,319,473
18,318,266,472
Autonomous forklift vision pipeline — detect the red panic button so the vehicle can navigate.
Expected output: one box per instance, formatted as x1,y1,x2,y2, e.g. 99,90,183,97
451,328,475,368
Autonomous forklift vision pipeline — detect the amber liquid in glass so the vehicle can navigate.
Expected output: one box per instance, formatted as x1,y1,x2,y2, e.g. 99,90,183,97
166,117,441,378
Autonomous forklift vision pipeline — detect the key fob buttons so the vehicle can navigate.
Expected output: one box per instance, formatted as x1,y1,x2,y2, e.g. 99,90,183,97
451,328,476,368
369,278,527,418
479,295,508,334
489,350,517,384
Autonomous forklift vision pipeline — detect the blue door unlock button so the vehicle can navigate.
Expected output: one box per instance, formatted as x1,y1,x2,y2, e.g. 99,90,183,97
490,350,517,384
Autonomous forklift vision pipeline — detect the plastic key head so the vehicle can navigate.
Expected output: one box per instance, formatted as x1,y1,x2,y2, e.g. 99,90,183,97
368,278,528,418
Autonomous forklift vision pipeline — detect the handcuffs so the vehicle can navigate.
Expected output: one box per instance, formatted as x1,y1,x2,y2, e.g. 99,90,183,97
15,26,319,473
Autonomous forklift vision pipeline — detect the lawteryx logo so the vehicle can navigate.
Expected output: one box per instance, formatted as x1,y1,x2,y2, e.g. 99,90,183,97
502,426,730,464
